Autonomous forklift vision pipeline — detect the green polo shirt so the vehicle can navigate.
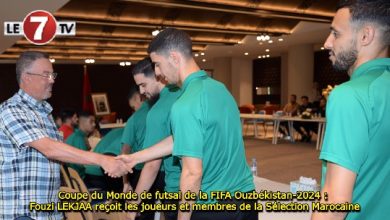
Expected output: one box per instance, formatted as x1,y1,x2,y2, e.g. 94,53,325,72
171,70,254,203
85,128,125,176
143,85,182,192
66,129,88,179
320,58,390,220
121,101,150,170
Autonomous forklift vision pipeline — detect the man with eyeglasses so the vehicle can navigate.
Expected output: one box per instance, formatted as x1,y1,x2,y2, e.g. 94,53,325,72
0,51,128,220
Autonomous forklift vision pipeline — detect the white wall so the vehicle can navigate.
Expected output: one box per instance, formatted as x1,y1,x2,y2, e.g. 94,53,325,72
287,44,315,102
200,57,253,106
231,58,252,106
201,43,316,106
212,57,232,91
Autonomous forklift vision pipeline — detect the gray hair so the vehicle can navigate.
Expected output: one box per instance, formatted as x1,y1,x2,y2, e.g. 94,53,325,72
16,51,49,84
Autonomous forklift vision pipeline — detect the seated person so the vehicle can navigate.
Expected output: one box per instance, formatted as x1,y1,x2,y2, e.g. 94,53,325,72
84,128,124,191
317,97,326,117
279,94,299,138
293,96,314,142
58,109,78,141
65,111,96,179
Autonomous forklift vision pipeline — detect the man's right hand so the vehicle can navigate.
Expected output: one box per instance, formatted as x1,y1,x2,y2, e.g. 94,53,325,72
101,156,129,178
116,154,138,173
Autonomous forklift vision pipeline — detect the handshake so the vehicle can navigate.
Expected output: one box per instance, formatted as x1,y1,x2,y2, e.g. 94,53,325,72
100,154,139,178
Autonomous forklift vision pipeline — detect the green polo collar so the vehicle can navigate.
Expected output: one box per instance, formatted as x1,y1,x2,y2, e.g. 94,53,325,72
182,70,207,90
351,58,390,80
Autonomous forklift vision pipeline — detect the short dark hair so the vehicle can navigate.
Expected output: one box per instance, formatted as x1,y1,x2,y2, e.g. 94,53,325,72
78,111,93,119
147,28,193,58
132,57,155,78
127,86,140,100
16,51,49,84
301,96,309,100
291,94,297,99
337,0,390,45
60,109,76,122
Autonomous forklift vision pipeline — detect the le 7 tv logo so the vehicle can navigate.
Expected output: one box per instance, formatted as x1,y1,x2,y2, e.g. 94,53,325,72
4,10,76,45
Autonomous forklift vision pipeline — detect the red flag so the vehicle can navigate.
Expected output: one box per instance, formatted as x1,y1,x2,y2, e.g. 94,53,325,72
82,65,94,113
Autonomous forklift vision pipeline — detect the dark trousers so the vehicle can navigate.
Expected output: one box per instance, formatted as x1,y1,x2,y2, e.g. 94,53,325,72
279,121,290,136
161,198,180,220
128,170,165,220
191,195,257,220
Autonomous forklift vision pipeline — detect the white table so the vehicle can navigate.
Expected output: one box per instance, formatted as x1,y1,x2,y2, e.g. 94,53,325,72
240,114,326,150
99,122,126,129
255,176,312,220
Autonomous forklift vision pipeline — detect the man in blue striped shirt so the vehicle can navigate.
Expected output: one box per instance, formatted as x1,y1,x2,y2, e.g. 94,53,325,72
0,51,127,220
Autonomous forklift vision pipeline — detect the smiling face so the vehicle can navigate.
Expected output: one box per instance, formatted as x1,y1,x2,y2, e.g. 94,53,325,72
150,52,180,85
324,8,358,73
21,58,55,101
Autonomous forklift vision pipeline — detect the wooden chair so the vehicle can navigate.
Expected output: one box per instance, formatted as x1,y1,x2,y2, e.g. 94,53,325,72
66,167,126,220
60,186,93,220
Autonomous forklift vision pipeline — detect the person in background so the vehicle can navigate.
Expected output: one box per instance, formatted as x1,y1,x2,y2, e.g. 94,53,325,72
279,94,299,139
85,127,125,191
0,51,127,220
122,87,149,194
312,0,390,219
294,95,314,142
53,113,62,128
317,97,326,117
66,111,96,180
58,108,78,141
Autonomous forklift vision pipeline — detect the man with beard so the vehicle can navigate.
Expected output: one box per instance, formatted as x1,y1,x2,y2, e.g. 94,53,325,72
312,1,390,220
125,57,182,220
118,28,256,220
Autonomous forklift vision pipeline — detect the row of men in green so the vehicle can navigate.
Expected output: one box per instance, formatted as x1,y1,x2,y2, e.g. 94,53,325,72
67,28,257,220
116,28,256,220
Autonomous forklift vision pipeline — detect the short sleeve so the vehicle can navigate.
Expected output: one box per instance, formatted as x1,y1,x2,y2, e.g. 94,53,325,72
1,106,48,149
121,117,135,146
320,86,369,174
142,110,169,149
171,95,204,159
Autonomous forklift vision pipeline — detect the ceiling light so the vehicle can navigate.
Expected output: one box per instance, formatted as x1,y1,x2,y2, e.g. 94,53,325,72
202,59,206,62
49,58,55,63
152,29,160,36
321,47,325,50
119,62,125,66
278,38,284,42
194,53,199,57
125,61,131,66
265,49,270,52
201,52,205,56
268,40,273,44
258,56,262,59
256,35,264,41
266,55,270,58
237,41,243,44
262,55,266,58
244,52,249,55
85,58,95,64
257,34,271,42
